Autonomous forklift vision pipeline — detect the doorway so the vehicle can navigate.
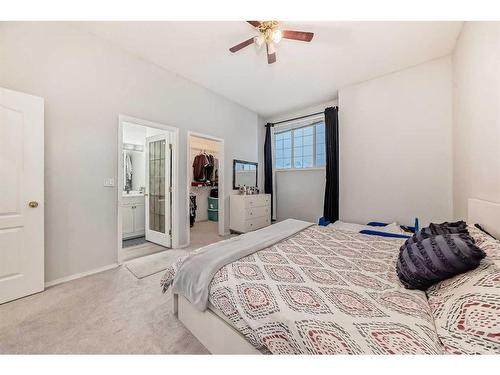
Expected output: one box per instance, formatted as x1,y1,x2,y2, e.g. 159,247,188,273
187,132,225,248
117,115,179,263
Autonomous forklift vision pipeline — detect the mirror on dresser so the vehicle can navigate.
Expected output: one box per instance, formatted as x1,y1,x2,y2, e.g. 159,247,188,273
233,159,258,190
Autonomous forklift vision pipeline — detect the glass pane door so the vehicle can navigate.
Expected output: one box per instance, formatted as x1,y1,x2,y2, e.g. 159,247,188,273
149,139,166,233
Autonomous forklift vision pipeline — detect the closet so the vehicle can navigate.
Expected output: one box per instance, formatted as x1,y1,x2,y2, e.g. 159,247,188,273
188,135,221,246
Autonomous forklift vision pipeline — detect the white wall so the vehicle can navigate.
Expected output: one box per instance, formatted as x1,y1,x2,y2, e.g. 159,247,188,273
275,169,326,223
0,22,258,283
452,22,500,220
263,100,337,223
338,57,453,226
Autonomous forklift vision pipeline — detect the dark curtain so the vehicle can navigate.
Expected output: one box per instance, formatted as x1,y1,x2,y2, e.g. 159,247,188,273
323,106,339,223
264,123,274,218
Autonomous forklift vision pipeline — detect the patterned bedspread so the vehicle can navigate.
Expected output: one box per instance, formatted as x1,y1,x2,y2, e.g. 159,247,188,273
165,225,444,354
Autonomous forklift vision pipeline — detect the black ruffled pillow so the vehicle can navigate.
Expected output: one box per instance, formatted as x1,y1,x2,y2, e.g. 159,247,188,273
404,221,468,247
396,232,486,290
420,220,468,236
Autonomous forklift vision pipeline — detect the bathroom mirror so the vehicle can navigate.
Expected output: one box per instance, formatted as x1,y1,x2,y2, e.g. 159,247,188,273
123,143,145,195
233,160,258,189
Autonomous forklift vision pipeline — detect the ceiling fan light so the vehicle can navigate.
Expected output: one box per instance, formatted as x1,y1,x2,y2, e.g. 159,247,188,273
254,35,265,47
271,29,282,43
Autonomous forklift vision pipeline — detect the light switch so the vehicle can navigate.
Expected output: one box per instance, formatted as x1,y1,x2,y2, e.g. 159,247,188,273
104,178,116,187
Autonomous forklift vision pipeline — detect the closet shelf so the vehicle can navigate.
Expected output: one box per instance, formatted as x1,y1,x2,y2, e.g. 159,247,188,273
191,181,218,187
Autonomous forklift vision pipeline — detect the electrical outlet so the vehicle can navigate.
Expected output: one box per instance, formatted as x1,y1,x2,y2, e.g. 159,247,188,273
104,178,116,187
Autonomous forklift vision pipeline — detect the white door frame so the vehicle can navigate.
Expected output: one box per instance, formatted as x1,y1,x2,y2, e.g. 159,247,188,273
117,115,179,264
187,131,225,247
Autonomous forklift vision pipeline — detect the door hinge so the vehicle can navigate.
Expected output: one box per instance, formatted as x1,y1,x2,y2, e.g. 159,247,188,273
169,143,172,150
169,186,173,193
169,229,172,237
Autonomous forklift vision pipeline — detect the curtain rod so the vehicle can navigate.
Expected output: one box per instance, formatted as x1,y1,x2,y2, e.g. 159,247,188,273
269,111,324,127
269,105,339,126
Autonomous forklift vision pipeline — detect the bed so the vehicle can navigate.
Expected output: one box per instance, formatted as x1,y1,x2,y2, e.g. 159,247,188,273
162,198,500,354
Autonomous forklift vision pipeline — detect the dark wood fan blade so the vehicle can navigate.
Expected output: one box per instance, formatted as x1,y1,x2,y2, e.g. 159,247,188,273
247,21,261,28
282,30,314,42
266,44,276,64
229,37,255,53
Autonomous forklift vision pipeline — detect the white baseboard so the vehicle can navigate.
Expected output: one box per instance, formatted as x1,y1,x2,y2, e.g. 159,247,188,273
44,263,119,288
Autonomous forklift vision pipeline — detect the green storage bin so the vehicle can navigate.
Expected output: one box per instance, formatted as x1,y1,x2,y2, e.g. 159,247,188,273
208,208,219,222
208,197,219,210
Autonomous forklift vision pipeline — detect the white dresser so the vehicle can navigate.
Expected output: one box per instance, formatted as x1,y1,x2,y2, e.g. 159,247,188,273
230,194,271,233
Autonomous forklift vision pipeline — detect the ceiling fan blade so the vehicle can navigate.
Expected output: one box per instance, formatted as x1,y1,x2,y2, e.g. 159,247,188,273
266,44,276,64
247,21,261,28
229,37,255,53
282,30,314,42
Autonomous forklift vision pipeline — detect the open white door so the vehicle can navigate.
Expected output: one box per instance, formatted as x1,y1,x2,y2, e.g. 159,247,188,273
145,133,172,248
0,87,44,304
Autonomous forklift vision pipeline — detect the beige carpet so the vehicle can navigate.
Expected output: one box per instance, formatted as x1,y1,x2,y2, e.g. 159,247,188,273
0,221,236,354
125,249,188,279
189,220,235,248
0,267,208,354
124,221,235,279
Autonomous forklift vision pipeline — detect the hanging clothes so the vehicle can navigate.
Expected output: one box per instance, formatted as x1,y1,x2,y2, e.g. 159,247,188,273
124,153,133,191
125,154,133,180
192,153,209,182
189,194,197,227
192,152,217,184
213,157,219,183
204,154,215,183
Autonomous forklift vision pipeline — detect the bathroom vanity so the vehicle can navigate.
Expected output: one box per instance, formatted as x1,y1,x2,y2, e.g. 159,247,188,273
122,192,145,239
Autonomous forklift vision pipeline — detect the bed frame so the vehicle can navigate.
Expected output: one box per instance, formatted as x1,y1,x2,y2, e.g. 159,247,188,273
468,198,500,239
171,291,260,354
171,198,500,355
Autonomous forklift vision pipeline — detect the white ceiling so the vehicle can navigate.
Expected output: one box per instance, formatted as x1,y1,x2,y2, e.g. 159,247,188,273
79,21,463,117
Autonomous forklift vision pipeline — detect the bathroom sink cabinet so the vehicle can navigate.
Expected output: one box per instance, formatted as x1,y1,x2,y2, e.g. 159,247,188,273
122,195,145,239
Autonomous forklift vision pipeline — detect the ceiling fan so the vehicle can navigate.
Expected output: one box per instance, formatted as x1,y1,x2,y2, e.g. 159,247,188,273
229,21,314,64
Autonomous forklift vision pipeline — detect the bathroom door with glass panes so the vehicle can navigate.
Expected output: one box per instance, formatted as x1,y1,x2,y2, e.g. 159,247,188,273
145,133,172,248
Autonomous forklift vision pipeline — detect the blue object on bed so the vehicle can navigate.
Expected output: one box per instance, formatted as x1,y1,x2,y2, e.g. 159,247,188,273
359,230,411,239
318,217,330,226
366,221,389,227
405,218,420,234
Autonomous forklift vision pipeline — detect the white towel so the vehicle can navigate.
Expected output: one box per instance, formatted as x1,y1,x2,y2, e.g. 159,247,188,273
125,154,133,180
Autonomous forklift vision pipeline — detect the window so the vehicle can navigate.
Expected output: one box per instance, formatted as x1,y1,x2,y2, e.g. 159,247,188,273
275,131,292,169
275,121,326,170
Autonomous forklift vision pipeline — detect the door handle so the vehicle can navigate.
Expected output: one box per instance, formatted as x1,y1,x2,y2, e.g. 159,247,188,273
144,194,149,197
28,201,39,208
